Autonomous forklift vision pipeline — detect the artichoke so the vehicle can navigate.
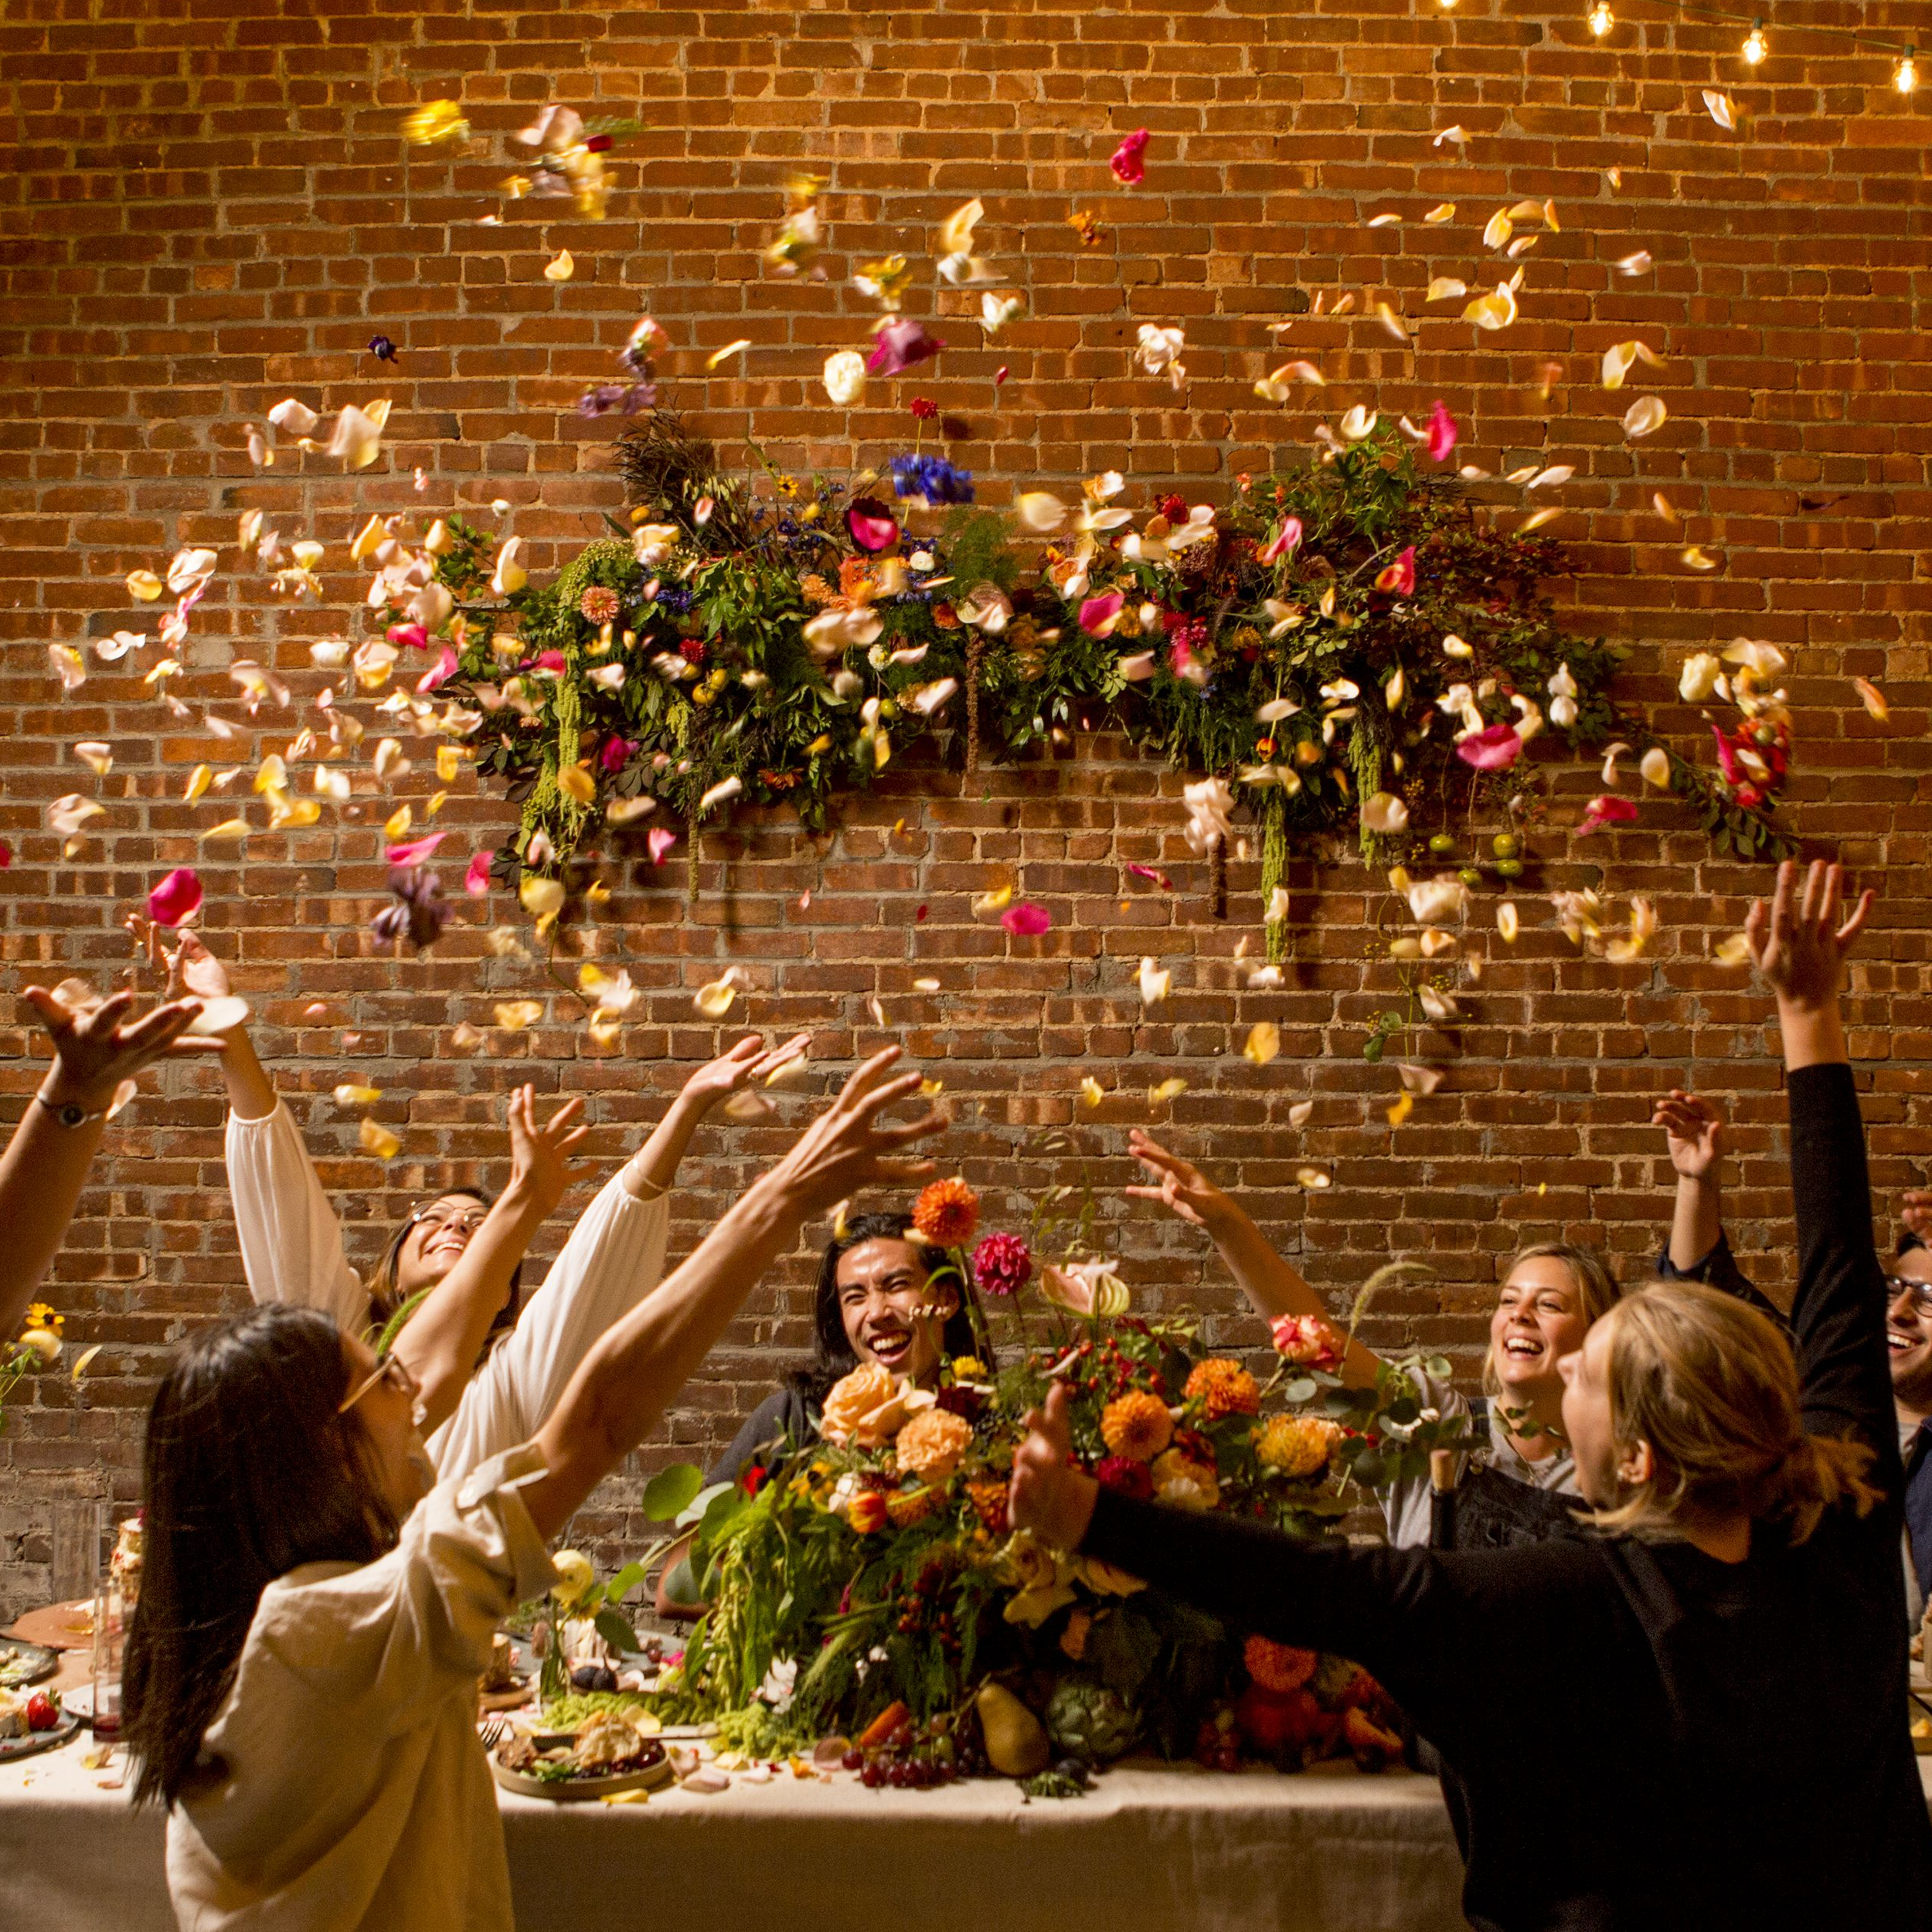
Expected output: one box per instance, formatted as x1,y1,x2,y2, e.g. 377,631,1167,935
1044,1675,1141,1763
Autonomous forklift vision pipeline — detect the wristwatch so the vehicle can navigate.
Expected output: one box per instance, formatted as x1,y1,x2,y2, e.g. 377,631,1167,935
36,1093,105,1129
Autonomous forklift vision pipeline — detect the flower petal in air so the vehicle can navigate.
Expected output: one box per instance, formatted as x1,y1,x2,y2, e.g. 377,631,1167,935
464,852,493,896
1079,591,1124,638
1702,90,1736,131
1373,546,1416,595
1456,723,1523,771
147,867,202,928
1362,791,1410,835
386,834,446,868
1109,128,1149,185
1001,902,1052,937
846,500,900,553
1243,1022,1281,1066
1579,794,1640,836
544,249,575,281
1426,401,1458,463
1622,396,1668,439
1852,677,1889,723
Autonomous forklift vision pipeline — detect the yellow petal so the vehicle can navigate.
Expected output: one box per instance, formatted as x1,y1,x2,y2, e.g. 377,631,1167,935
267,795,321,830
1498,902,1520,944
1148,1077,1188,1105
359,1117,401,1159
544,249,575,281
1852,677,1889,723
425,790,447,818
383,804,413,840
184,764,213,803
588,1014,624,1048
706,338,753,369
1714,932,1752,967
1386,1091,1414,1128
1679,545,1719,571
1519,506,1563,532
71,1343,103,1381
493,1000,543,1030
695,977,740,1018
557,761,597,806
970,886,1014,917
919,1078,944,1098
1080,1076,1107,1108
1423,202,1457,223
520,875,565,920
203,818,251,840
126,570,164,601
1425,277,1468,302
436,744,462,783
1622,395,1668,438
335,1083,383,1107
1287,1100,1313,1127
1242,1021,1281,1066
1482,209,1513,249
1295,1166,1332,1190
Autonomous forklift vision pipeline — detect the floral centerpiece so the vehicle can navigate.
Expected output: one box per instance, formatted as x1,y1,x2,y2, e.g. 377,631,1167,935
570,1183,1468,1793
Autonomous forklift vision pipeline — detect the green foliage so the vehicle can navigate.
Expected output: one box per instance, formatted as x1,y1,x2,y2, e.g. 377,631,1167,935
642,1462,705,1522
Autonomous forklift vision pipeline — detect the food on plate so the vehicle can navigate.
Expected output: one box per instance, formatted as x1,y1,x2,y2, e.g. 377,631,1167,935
495,1708,666,1785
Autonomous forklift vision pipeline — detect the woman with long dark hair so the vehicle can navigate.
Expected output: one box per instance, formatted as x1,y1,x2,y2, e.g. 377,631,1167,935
138,913,803,1477
706,1209,990,1486
125,1048,940,1931
1011,864,1932,1930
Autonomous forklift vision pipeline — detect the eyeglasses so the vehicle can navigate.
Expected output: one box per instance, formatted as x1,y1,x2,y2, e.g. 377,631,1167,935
409,1204,488,1238
1884,1277,1932,1319
337,1351,420,1417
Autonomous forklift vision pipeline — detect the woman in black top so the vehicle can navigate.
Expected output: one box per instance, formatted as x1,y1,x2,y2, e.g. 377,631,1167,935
1011,862,1932,1932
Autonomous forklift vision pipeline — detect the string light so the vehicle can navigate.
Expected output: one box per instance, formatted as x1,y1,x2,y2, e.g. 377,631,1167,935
1740,19,1766,66
1588,2,1614,36
1896,47,1917,94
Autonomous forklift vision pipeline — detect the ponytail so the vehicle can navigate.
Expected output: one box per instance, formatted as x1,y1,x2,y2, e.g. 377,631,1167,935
1770,1431,1879,1547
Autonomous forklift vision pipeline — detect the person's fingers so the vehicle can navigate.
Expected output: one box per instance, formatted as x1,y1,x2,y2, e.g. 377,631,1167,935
1043,1379,1074,1454
1743,896,1769,965
832,1046,905,1110
1799,859,1827,931
76,988,135,1039
161,1036,229,1053
21,985,73,1031
114,997,204,1055
1838,888,1875,948
847,1068,927,1123
546,1096,587,1132
556,1124,594,1158
1123,1185,1168,1203
872,1107,947,1148
1818,862,1842,939
869,1156,940,1184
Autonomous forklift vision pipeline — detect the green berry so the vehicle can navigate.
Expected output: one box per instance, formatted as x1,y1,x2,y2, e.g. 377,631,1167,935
1493,858,1524,879
1427,832,1457,855
1492,833,1520,859
1458,867,1482,888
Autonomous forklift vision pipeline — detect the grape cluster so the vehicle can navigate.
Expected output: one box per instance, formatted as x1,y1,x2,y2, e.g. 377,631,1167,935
1194,1709,1243,1774
842,1709,990,1788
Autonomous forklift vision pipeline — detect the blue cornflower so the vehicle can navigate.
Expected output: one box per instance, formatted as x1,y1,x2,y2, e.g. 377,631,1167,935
889,453,975,505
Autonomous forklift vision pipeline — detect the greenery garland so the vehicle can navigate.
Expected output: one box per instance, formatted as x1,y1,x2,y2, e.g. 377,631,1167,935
426,410,1792,927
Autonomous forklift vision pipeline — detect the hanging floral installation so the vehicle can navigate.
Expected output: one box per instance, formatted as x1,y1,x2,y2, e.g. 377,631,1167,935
423,399,1792,956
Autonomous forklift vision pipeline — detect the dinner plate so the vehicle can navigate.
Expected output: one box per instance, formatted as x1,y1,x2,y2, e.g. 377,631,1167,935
491,1752,675,1802
0,1713,81,1763
0,1639,59,1689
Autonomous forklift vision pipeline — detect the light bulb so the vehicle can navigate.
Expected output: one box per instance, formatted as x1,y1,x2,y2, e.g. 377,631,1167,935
1896,49,1918,93
1588,3,1614,38
1437,0,1458,11
1741,22,1767,66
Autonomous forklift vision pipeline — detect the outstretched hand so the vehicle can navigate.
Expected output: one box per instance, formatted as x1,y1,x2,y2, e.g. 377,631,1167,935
1009,1381,1099,1553
126,916,232,1005
505,1086,591,1219
1652,1090,1724,1182
678,1032,811,1110
1745,860,1872,1012
25,983,223,1107
768,1046,944,1213
1124,1130,1232,1233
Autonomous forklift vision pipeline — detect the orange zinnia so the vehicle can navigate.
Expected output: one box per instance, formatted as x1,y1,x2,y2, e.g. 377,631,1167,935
1244,1634,1318,1695
913,1176,980,1248
1100,1391,1174,1464
1184,1358,1261,1420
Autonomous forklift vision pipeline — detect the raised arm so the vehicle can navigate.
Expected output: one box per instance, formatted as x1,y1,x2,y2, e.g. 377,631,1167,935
391,1086,588,1438
1651,1090,1787,1328
520,1049,943,1542
0,985,221,1333
618,1032,810,1201
1746,861,1894,1475
1126,1131,1381,1387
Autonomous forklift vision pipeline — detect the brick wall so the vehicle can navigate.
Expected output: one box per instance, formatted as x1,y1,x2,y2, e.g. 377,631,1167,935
1,0,1928,1613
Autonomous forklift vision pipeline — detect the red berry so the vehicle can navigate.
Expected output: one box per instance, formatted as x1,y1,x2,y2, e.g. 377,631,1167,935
26,1692,58,1732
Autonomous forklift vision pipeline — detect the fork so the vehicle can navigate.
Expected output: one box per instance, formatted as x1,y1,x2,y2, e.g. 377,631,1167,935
480,1715,509,1750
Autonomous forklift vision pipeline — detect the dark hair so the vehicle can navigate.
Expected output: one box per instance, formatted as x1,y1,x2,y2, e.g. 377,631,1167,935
1899,1232,1927,1259
124,1305,399,1809
788,1213,992,1402
363,1188,522,1345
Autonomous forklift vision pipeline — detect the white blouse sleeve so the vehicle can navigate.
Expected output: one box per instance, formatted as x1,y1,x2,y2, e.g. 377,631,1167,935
224,1102,366,1332
426,1170,672,1481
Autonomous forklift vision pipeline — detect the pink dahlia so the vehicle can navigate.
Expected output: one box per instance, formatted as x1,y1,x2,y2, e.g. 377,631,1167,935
578,586,621,625
971,1230,1032,1298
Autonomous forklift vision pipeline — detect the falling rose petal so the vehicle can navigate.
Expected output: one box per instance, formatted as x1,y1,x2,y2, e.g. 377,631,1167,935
1579,794,1640,835
1125,862,1172,890
695,977,740,1018
494,1000,543,1031
1079,591,1124,637
1497,901,1520,944
1617,250,1653,276
1242,1021,1281,1066
386,834,446,868
147,867,203,927
451,1021,485,1051
1679,545,1719,572
1117,653,1158,682
1713,932,1753,968
705,338,753,370
866,317,945,377
1425,277,1468,302
646,827,678,865
334,1083,383,1108
1362,791,1410,835
971,886,1014,917
1622,395,1668,439
1639,747,1672,788
544,249,575,281
1294,1166,1332,1191
1000,902,1052,937
1148,1078,1189,1106
1426,401,1458,463
1397,1063,1445,1097
1109,127,1149,184
846,499,900,553
1423,202,1457,224
1138,957,1172,1005
1258,516,1303,564
1015,492,1068,534
1702,89,1736,131
46,794,105,838
127,570,163,602
1366,212,1400,229
1457,723,1524,772
359,1117,402,1160
1386,1092,1414,1128
73,740,112,776
1852,677,1889,723
1373,546,1416,595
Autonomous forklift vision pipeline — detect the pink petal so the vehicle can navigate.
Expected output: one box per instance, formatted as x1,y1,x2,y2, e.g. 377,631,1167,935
1078,591,1124,636
1259,516,1303,565
1580,794,1639,835
416,645,458,694
866,318,944,378
1374,545,1417,595
1000,902,1052,937
385,621,430,651
600,734,637,774
846,500,900,553
1109,128,1149,185
1427,400,1458,464
0,840,12,869
1456,723,1524,771
1710,723,1743,787
386,833,446,868
464,852,493,896
1126,862,1172,889
147,866,202,927
531,650,568,675
647,827,679,865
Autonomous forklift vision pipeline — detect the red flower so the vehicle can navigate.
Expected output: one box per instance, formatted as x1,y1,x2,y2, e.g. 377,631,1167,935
908,396,938,421
743,1464,769,1496
679,638,708,665
971,1231,1032,1298
1373,546,1417,596
1095,1455,1155,1501
1158,493,1187,522
1579,794,1639,836
1427,400,1458,464
1110,128,1150,185
1457,723,1524,772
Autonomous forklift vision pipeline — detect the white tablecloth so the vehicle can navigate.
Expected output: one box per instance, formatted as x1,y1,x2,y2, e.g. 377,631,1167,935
9,1736,1468,1932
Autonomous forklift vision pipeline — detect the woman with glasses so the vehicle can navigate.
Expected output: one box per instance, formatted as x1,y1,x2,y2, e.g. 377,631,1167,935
125,1049,942,1932
135,920,805,1477
1011,866,1932,1930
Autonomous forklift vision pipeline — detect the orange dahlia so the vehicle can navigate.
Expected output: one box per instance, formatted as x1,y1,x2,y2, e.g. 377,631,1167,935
913,1176,980,1248
1100,1391,1174,1464
1184,1358,1261,1420
1256,1413,1341,1480
1244,1634,1318,1695
966,1478,1009,1536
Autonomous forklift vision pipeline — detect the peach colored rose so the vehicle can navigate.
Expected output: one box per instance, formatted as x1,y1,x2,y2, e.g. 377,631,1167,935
818,1365,931,1447
894,1407,974,1481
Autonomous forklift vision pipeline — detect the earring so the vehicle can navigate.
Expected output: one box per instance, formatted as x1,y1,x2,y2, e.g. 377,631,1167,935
411,1400,429,1430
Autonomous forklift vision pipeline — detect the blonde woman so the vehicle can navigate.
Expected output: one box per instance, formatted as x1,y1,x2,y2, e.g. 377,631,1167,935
1015,863,1928,1930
